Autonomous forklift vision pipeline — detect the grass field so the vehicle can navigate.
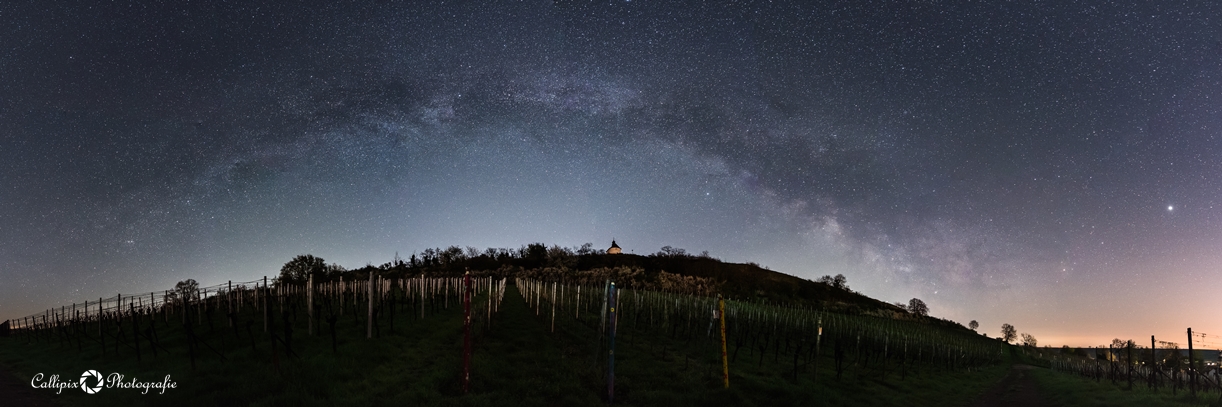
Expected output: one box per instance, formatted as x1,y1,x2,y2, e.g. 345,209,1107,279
1030,365,1222,407
1,282,1011,406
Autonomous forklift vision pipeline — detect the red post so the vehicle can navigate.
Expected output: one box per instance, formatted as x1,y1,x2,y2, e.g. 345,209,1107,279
463,271,473,394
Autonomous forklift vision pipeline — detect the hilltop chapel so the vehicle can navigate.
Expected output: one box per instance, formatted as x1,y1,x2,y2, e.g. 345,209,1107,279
606,240,622,254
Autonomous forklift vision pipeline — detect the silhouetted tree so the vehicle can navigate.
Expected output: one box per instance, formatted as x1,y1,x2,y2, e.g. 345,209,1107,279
1159,342,1183,368
170,279,200,305
520,243,547,267
1001,323,1017,343
816,274,849,290
575,243,596,256
907,298,929,316
546,245,576,268
832,274,848,290
439,246,466,268
1021,333,1037,347
968,320,979,331
325,263,346,278
655,246,688,257
279,254,327,285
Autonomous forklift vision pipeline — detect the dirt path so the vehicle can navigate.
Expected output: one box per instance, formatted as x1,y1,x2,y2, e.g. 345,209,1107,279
969,364,1043,407
0,364,59,407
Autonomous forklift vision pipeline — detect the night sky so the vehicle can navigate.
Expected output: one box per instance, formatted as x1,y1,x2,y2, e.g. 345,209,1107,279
3,1,1220,348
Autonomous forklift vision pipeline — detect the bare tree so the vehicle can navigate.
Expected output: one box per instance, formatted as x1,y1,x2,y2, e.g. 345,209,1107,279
575,243,596,256
907,298,929,316
168,279,200,305
969,320,979,331
655,245,688,257
1021,333,1037,347
1001,323,1017,343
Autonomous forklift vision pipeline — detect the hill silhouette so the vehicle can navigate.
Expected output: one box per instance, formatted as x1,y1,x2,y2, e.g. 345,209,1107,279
289,243,975,334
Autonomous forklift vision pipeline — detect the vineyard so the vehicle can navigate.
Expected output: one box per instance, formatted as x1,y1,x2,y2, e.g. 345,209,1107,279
2,270,1012,406
1040,333,1222,400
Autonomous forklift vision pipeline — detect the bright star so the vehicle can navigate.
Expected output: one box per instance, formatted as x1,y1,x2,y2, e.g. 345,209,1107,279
1167,205,1174,211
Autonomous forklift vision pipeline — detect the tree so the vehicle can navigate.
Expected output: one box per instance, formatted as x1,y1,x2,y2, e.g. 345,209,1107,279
832,274,848,290
279,254,327,285
655,245,688,257
546,245,576,268
969,320,979,331
907,298,929,316
1001,323,1017,343
575,243,596,256
521,243,548,266
816,274,849,290
169,279,199,305
1159,342,1183,368
1021,333,1037,347
325,263,346,278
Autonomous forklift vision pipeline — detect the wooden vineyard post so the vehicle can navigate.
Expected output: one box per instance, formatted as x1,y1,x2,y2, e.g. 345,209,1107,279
367,272,374,339
902,335,907,380
198,288,204,326
463,272,472,394
1127,341,1133,390
1151,335,1157,391
263,277,268,333
131,303,141,361
719,294,729,389
608,282,618,403
1188,327,1195,396
600,281,609,334
486,278,492,329
814,316,822,383
308,274,314,336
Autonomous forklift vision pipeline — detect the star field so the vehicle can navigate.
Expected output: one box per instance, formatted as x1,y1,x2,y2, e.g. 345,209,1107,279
2,1,1220,346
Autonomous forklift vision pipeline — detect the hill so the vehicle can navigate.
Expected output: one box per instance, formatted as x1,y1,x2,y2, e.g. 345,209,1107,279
317,243,973,335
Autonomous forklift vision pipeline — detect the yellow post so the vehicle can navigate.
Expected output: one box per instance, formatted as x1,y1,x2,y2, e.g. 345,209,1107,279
719,295,729,388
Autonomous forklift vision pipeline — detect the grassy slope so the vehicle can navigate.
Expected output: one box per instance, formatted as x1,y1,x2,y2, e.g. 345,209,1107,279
1,283,1006,406
1030,366,1222,407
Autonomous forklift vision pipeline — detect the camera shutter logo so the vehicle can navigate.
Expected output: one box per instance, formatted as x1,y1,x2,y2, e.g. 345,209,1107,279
80,370,103,394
